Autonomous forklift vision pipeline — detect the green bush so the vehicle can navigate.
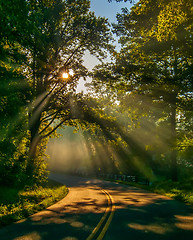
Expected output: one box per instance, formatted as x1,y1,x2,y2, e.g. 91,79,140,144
150,178,193,205
0,180,68,227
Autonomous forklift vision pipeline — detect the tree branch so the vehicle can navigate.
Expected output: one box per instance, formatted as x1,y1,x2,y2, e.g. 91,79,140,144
63,44,84,67
40,118,70,140
39,111,60,135
41,111,59,122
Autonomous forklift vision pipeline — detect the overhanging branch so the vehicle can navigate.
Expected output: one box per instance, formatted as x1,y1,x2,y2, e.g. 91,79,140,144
40,118,70,140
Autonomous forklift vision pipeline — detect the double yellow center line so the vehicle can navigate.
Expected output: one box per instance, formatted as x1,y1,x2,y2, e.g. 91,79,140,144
86,189,115,240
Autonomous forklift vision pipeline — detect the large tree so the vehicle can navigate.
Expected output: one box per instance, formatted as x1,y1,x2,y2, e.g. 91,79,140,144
26,0,113,175
91,0,193,181
0,0,113,184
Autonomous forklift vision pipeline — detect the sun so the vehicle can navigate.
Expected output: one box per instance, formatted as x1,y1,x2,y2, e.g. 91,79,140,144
62,72,69,79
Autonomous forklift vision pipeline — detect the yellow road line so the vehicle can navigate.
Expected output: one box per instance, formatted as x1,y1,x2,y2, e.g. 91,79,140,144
97,190,115,240
86,189,115,240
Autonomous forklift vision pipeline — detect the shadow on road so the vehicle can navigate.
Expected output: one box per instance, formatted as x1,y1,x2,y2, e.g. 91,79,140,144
99,183,193,240
0,174,193,240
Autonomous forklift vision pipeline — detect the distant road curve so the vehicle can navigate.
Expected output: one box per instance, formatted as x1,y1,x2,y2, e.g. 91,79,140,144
0,173,193,240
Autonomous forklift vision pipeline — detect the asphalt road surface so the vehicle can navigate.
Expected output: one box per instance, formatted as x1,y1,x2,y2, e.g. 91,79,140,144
0,173,193,240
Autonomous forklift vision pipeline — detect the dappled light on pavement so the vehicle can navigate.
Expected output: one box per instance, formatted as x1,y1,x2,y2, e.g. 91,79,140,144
175,214,193,230
14,232,41,240
108,188,170,208
127,223,173,234
0,174,193,240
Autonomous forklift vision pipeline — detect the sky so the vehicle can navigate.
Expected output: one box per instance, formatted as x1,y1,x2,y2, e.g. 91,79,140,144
90,0,132,23
77,0,133,92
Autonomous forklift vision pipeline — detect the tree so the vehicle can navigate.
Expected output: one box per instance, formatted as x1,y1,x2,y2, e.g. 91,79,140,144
0,0,33,186
25,0,113,178
0,0,113,184
91,0,193,181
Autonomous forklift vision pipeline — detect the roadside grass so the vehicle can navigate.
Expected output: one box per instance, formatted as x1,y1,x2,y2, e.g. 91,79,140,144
0,179,68,228
100,177,193,206
148,178,193,206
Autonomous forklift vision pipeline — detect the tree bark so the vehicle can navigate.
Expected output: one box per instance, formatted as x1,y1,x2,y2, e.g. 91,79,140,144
170,93,178,181
170,51,178,181
27,104,42,177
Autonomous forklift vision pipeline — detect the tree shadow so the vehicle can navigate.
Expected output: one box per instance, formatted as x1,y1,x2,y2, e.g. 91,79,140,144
0,174,193,240
0,199,107,240
100,182,193,240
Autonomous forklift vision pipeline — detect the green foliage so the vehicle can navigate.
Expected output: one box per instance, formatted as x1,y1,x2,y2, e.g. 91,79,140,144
0,181,68,227
0,134,30,187
149,178,193,205
90,0,193,181
0,0,34,186
0,0,113,186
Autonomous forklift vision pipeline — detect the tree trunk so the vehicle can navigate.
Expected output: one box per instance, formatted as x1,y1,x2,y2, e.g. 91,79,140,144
27,106,42,177
170,52,178,181
170,93,178,181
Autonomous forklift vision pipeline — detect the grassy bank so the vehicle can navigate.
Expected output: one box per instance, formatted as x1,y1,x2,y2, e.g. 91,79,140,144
0,180,68,228
100,177,193,206
148,178,193,206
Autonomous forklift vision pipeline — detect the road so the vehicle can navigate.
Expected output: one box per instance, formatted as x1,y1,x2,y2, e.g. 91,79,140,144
0,173,193,240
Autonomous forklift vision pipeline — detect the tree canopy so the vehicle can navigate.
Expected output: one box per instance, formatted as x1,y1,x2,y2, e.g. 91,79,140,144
90,0,193,180
0,0,113,186
1,0,193,185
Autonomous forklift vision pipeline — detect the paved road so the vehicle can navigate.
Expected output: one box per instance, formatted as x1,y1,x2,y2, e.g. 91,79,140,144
0,173,193,240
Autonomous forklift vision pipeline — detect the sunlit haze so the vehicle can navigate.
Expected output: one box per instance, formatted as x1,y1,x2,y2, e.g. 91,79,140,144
2,0,193,235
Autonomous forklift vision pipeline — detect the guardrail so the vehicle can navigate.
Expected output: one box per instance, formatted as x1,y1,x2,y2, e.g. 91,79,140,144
97,173,150,186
